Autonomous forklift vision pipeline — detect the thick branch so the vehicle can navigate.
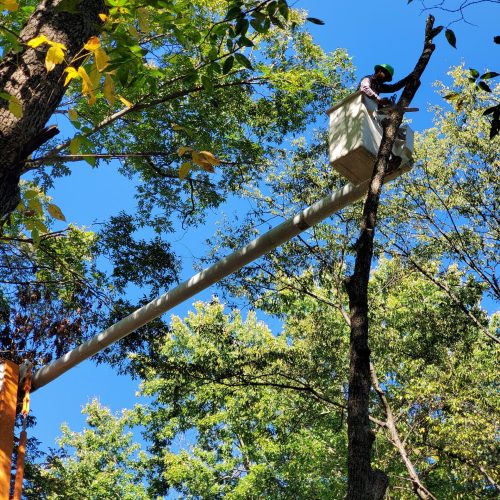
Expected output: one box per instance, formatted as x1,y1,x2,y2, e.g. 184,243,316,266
344,16,441,500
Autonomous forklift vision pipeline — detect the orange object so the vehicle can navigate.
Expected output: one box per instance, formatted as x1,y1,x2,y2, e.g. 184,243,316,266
12,429,27,500
0,360,19,500
12,364,31,500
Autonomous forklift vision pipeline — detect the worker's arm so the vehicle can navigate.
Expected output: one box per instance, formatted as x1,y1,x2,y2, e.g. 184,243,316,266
380,75,411,93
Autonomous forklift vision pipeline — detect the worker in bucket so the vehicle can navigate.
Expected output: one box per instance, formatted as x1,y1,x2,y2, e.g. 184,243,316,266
359,64,408,107
359,64,409,169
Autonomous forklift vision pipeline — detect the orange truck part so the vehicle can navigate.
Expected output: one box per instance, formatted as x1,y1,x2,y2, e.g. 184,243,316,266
0,360,19,500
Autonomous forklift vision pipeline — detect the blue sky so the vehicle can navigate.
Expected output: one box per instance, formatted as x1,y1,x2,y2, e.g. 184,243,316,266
29,0,499,461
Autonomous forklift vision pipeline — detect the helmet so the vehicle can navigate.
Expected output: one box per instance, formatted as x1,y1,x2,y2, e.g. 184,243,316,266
374,64,394,81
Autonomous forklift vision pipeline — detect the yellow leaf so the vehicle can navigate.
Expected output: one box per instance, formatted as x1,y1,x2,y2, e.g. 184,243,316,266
45,45,65,72
89,63,100,88
172,123,185,131
34,219,49,233
64,66,80,86
84,36,100,51
179,162,192,180
47,203,66,221
1,0,18,11
198,150,221,166
47,41,66,51
98,13,108,22
70,136,81,155
78,66,96,104
27,35,49,48
177,146,193,157
8,95,22,118
68,108,78,121
103,73,115,105
137,7,149,32
118,95,133,108
27,197,43,215
192,152,215,172
94,47,110,72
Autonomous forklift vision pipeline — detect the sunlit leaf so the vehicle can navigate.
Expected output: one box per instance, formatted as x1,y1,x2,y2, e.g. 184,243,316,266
118,95,133,108
98,13,108,21
64,66,80,86
68,108,78,121
47,203,66,221
198,150,221,166
45,45,65,72
192,152,214,171
179,162,191,180
103,73,115,105
8,94,22,118
178,146,193,156
0,0,18,11
78,66,96,104
84,36,100,51
70,135,82,155
137,7,149,32
27,35,49,48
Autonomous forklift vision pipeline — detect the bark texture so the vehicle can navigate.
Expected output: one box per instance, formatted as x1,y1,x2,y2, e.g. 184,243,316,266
344,16,442,500
0,0,105,220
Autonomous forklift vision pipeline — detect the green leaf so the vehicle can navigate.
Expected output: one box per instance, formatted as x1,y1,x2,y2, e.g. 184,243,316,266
222,56,234,75
480,71,500,80
278,0,289,20
70,136,81,155
445,28,456,48
47,203,66,221
234,53,252,70
54,0,83,13
27,197,43,215
469,68,479,79
477,81,491,92
201,75,213,93
23,189,38,200
31,228,40,246
250,19,268,34
490,119,500,139
238,36,254,48
483,105,499,116
306,17,325,25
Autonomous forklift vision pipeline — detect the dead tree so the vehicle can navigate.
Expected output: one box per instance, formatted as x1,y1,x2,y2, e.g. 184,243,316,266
344,16,443,499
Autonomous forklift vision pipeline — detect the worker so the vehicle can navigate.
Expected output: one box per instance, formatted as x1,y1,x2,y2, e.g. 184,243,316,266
359,64,408,106
359,64,409,170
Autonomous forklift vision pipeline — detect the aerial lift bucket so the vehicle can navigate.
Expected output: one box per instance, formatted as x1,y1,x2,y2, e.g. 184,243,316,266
326,91,414,185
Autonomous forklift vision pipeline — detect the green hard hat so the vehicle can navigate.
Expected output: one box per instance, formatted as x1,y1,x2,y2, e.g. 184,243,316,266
374,63,394,81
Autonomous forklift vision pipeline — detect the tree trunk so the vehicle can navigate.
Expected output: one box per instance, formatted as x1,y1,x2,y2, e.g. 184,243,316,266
344,16,442,499
0,0,105,220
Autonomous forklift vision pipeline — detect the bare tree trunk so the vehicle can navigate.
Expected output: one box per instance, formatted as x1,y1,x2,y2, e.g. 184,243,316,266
0,0,105,220
344,16,442,499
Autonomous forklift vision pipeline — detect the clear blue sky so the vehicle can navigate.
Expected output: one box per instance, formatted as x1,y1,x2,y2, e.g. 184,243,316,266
29,0,499,459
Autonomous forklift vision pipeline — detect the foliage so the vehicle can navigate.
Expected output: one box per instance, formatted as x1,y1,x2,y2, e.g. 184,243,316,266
24,400,149,499
0,0,353,368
